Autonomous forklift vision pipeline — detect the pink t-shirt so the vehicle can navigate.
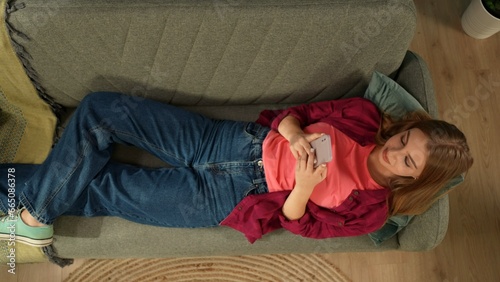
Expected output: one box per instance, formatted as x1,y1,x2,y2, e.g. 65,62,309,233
262,122,383,209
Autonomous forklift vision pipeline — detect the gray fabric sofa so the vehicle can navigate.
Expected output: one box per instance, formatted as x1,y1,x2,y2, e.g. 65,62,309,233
6,0,448,259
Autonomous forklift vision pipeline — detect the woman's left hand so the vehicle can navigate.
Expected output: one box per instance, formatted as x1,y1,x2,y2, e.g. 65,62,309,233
282,150,327,221
294,149,328,190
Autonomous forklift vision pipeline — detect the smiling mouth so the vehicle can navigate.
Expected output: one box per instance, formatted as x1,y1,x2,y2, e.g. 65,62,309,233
382,148,390,164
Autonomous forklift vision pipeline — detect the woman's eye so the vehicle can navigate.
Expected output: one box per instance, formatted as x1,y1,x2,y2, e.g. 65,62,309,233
404,156,411,168
401,131,409,146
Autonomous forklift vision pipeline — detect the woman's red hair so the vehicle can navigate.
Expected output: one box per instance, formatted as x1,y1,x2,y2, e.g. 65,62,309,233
376,112,474,216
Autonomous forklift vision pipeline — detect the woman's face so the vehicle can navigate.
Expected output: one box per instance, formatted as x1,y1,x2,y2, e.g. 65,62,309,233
378,128,430,179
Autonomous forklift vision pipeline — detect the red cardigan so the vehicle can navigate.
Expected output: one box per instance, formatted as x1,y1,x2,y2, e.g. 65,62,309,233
220,97,390,243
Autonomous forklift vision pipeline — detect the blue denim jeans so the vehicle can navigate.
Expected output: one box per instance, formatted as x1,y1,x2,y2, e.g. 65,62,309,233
0,92,269,227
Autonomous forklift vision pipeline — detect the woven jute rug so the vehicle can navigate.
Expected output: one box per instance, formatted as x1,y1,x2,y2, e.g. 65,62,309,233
64,254,351,282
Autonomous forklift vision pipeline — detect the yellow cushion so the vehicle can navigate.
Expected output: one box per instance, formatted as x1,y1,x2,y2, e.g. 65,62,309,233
0,0,57,263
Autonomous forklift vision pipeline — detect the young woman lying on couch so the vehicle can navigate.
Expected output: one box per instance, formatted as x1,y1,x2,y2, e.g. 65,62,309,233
0,91,473,246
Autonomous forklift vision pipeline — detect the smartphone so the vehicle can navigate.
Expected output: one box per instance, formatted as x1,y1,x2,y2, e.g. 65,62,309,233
310,134,332,168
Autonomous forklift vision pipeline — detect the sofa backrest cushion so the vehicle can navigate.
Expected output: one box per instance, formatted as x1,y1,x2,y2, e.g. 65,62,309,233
8,0,416,108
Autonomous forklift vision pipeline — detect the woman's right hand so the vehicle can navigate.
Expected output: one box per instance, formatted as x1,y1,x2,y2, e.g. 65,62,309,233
277,115,325,160
288,133,325,160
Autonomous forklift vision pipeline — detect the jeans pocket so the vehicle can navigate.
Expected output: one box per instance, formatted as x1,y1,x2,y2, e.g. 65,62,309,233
244,122,270,143
244,181,268,197
244,184,260,197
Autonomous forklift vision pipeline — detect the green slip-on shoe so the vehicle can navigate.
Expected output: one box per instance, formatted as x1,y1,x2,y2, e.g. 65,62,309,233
0,209,53,247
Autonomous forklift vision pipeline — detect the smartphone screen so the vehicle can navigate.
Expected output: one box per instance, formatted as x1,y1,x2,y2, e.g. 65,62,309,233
310,135,332,168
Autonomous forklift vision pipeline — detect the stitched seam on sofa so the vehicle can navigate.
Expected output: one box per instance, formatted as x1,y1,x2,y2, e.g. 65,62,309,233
199,16,241,106
233,18,276,104
170,10,205,104
148,13,171,96
221,18,275,105
273,7,316,105
86,16,129,94
262,7,314,104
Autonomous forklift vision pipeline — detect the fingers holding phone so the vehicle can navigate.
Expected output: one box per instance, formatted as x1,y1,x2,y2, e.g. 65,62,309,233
288,132,324,159
310,134,332,168
295,149,328,189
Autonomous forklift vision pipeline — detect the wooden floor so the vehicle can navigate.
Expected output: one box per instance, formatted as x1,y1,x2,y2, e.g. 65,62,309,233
1,0,499,281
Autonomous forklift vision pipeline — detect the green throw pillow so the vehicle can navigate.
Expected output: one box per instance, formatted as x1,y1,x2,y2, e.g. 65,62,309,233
363,71,464,246
364,71,424,119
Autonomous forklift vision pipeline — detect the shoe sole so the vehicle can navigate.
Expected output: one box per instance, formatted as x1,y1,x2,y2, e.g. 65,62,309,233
0,233,53,247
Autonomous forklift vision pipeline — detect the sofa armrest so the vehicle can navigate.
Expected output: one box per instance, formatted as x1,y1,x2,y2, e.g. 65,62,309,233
397,196,449,251
395,50,438,118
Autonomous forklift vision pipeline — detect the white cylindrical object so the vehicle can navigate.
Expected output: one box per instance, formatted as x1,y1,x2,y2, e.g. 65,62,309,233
462,0,500,39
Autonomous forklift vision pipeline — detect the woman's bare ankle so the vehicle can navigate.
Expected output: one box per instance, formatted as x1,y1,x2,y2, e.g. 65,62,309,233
20,209,46,227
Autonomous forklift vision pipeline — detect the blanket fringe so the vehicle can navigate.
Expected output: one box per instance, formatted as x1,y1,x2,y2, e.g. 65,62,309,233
42,244,74,268
4,0,65,121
